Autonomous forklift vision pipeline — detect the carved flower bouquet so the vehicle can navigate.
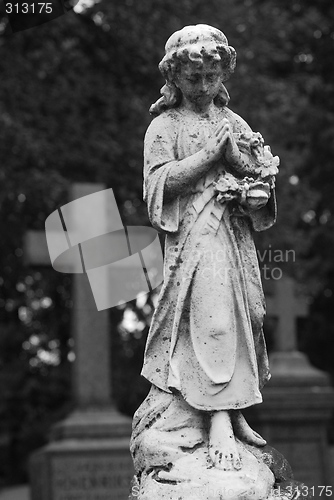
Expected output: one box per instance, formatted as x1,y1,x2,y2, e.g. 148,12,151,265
214,132,279,211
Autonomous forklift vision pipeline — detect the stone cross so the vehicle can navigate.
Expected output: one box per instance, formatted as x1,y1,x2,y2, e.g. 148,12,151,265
265,275,308,352
264,274,330,386
28,183,135,500
25,183,111,408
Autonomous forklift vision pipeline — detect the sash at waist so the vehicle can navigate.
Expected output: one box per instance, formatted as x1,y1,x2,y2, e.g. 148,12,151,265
192,183,227,235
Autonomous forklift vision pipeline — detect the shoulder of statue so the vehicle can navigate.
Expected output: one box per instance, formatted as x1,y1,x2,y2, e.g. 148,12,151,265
151,108,181,123
224,107,253,134
145,109,180,141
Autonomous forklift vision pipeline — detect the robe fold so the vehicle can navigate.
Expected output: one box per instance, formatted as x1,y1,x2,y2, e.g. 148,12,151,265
141,106,276,411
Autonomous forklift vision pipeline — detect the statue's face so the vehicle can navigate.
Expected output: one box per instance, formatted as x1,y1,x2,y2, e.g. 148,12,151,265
174,59,223,109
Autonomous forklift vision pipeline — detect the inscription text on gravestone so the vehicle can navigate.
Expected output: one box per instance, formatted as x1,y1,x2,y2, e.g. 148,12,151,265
52,455,133,500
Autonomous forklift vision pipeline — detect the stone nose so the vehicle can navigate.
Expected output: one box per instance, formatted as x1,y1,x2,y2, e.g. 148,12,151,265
198,79,210,93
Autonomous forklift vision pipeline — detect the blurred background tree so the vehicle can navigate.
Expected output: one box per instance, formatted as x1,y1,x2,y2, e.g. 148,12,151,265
0,0,333,485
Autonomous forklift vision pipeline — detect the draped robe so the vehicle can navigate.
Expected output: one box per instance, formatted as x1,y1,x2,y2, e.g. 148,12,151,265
141,105,276,411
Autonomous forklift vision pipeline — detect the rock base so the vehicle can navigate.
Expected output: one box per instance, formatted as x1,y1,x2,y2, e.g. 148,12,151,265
129,387,310,500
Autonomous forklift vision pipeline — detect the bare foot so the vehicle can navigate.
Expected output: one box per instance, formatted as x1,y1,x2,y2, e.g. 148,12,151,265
209,410,242,471
231,410,266,447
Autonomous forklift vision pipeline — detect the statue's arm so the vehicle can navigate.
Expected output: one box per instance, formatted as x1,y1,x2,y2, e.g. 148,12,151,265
144,115,221,233
222,108,261,177
145,115,238,203
162,151,216,202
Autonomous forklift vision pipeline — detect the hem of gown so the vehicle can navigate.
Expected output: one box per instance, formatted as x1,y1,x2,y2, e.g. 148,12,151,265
259,372,271,390
141,370,173,394
142,372,269,412
172,389,263,412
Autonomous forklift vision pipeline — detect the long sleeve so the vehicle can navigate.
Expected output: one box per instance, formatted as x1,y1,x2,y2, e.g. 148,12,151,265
249,190,277,231
143,115,181,233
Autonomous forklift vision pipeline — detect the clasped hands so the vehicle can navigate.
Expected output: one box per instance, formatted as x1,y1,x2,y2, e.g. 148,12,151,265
203,118,241,167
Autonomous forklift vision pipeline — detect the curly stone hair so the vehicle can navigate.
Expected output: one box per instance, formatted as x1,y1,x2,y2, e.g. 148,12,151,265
150,24,237,116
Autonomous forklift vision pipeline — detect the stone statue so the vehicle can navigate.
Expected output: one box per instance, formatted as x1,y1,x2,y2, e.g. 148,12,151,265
130,24,306,500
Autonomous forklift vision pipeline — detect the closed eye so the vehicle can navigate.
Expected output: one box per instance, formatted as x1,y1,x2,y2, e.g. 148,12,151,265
206,74,216,82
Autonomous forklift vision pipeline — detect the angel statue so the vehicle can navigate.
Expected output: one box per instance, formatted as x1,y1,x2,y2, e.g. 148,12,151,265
128,24,300,500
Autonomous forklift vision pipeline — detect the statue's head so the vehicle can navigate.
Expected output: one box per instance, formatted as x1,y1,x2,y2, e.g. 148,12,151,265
160,24,236,84
150,24,236,115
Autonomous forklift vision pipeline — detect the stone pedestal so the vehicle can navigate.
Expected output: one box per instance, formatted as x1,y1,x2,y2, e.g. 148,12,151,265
30,408,133,500
244,351,334,493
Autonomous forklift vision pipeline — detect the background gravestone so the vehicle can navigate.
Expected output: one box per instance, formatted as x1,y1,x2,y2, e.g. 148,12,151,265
27,183,134,500
246,275,334,493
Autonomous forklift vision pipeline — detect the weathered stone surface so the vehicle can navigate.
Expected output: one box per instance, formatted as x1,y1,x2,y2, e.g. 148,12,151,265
129,445,311,500
129,388,315,500
244,444,293,483
129,23,308,500
133,445,274,500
